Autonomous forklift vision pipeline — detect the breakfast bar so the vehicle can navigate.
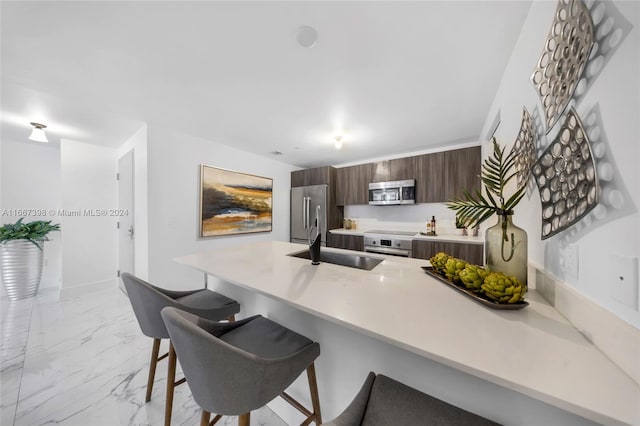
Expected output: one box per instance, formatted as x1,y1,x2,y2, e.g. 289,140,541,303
175,240,640,426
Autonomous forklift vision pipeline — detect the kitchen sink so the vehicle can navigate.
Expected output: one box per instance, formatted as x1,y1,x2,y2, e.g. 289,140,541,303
288,249,384,271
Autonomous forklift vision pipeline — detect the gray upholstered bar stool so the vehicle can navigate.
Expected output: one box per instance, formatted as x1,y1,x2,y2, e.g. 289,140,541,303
121,273,240,426
323,372,499,426
160,306,322,426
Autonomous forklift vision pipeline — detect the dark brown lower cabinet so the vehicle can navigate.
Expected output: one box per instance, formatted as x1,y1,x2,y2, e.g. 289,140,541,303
412,240,483,265
327,233,364,251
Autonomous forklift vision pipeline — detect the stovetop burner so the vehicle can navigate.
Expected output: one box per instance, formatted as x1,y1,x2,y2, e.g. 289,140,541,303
365,230,417,237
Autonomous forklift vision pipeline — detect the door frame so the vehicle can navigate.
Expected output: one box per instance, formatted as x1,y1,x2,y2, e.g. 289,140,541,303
118,149,135,290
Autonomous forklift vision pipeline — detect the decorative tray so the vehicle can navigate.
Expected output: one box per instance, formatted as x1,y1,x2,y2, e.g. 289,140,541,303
421,266,529,310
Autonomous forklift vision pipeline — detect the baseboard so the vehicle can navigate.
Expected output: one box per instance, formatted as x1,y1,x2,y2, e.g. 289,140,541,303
529,261,640,385
59,278,118,298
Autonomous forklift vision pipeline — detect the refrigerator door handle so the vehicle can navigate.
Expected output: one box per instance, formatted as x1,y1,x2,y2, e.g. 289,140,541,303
302,197,307,229
303,197,310,229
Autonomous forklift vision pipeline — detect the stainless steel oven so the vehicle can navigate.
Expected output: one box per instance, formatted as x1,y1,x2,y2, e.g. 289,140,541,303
363,230,415,257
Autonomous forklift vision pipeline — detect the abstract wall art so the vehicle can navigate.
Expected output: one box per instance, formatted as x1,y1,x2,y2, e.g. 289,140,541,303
200,165,273,237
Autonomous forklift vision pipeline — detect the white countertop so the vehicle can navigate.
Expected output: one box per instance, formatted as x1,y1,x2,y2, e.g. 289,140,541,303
175,241,639,425
330,228,484,245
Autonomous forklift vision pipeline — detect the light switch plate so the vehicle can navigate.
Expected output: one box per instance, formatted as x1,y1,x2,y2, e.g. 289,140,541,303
610,254,639,311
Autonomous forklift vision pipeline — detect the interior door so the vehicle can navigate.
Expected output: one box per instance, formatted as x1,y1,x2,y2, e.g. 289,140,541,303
118,150,135,290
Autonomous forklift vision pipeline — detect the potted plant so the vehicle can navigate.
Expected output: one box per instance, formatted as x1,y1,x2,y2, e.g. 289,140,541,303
455,215,467,236
447,138,528,284
0,218,60,300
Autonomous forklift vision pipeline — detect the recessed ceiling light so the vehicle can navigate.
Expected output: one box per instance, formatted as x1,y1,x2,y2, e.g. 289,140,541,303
270,150,283,155
334,136,343,150
296,26,318,48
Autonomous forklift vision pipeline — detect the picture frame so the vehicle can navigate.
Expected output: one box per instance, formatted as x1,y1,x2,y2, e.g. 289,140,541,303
199,165,273,237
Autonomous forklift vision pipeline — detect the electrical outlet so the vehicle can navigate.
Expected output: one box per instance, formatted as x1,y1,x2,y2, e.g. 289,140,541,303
559,243,579,279
610,254,639,311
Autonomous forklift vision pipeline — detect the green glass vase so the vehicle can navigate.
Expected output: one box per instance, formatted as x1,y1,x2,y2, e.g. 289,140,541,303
484,212,528,285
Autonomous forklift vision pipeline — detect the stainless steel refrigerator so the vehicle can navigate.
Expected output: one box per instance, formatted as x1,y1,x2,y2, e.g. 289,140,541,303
291,184,328,245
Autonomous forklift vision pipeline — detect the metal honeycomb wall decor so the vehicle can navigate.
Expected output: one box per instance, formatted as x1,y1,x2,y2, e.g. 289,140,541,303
513,107,537,190
570,1,633,105
546,104,637,243
532,107,599,239
531,0,594,133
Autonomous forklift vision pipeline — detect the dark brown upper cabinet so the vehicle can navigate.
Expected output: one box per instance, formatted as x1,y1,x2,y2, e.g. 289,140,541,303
370,157,417,182
389,157,417,181
320,146,480,206
335,164,372,206
415,151,446,203
444,146,481,202
370,161,390,183
291,166,333,187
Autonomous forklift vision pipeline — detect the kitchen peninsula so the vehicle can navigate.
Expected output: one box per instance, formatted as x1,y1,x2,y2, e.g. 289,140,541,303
175,241,639,426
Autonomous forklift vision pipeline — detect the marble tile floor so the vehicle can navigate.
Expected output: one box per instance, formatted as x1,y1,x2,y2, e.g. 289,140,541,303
0,286,287,426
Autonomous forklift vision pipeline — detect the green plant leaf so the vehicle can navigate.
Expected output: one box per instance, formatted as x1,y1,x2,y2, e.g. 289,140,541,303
447,137,526,227
504,185,527,211
0,218,60,246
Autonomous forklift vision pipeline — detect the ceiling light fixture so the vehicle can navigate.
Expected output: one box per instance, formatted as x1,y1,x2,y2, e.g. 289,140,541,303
334,135,343,150
29,122,48,143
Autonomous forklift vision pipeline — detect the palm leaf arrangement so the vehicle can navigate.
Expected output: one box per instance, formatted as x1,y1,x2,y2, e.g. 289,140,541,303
447,138,526,229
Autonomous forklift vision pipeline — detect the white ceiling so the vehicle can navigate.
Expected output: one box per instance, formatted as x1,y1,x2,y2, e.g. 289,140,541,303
1,1,532,167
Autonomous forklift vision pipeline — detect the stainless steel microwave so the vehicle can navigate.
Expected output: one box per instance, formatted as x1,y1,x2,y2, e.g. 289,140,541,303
368,179,416,205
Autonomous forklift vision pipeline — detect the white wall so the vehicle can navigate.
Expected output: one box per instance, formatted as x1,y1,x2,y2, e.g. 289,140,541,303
146,126,296,289
0,140,62,290
117,125,149,280
60,139,118,289
480,0,640,328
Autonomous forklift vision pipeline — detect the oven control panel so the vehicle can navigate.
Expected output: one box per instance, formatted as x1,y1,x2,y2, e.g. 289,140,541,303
364,236,412,249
